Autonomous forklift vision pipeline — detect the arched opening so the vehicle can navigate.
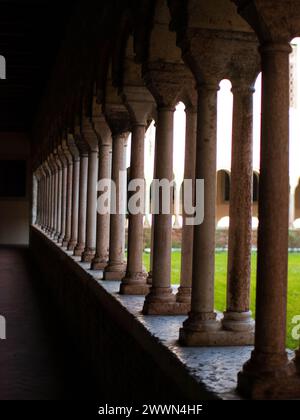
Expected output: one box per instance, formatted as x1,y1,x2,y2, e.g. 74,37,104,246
216,170,230,227
172,102,186,229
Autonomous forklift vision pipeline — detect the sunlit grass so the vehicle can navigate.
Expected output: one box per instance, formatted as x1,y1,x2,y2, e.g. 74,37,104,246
143,250,300,350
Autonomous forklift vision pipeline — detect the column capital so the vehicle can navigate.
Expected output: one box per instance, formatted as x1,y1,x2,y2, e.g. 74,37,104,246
61,138,73,166
168,21,259,87
104,79,131,136
234,0,300,45
143,61,192,109
81,117,99,152
73,125,89,157
66,133,80,161
92,115,112,147
57,144,68,168
122,85,156,127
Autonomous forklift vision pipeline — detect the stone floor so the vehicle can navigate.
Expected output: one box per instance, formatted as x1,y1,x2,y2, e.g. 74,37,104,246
0,246,98,400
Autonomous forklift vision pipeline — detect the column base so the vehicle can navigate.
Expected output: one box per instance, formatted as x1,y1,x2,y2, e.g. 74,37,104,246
179,310,254,346
91,257,108,271
73,244,85,257
222,311,255,333
103,270,126,280
103,262,126,280
237,361,300,400
142,287,189,315
147,271,152,285
120,283,150,295
176,286,191,303
62,238,70,248
179,326,254,346
53,232,60,241
120,271,149,295
81,248,96,263
67,240,77,251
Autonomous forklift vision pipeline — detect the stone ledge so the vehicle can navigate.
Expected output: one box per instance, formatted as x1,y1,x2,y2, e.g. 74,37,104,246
30,225,256,400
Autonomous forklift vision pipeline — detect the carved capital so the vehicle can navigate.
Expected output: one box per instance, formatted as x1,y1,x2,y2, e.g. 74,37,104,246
234,0,300,43
81,117,99,152
73,125,90,157
181,28,259,85
66,133,80,161
92,115,112,147
143,62,191,108
122,85,156,126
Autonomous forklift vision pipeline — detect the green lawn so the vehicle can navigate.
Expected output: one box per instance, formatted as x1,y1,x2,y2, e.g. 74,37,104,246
143,251,300,350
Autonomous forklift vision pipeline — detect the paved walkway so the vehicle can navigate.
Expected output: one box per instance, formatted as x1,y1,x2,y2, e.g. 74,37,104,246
0,247,97,400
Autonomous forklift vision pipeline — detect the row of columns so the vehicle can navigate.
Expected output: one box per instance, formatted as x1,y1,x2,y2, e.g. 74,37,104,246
34,41,300,400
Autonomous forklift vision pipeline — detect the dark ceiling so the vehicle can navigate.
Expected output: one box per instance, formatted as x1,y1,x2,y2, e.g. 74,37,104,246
0,0,75,132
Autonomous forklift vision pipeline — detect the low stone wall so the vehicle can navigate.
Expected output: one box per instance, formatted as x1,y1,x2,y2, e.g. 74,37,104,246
141,228,300,249
30,226,219,401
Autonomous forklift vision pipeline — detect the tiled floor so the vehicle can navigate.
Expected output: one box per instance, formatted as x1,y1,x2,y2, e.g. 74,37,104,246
0,247,98,400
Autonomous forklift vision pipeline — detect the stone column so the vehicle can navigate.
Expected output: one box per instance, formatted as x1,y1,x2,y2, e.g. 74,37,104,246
120,123,148,294
34,170,40,226
222,80,256,340
179,82,220,344
176,104,197,304
43,161,51,233
74,147,89,257
67,136,80,251
91,117,112,270
237,42,294,399
143,106,176,313
119,88,154,294
40,170,46,228
81,121,99,262
104,132,128,279
53,153,62,241
49,155,57,238
58,146,68,244
62,140,74,247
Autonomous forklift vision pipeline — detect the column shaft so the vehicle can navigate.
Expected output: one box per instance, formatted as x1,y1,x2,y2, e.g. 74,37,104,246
68,157,80,250
63,159,73,247
143,108,175,313
177,106,197,303
91,144,111,270
238,43,292,398
74,154,88,256
54,160,62,240
82,150,99,262
222,84,255,334
179,84,220,342
59,157,68,243
104,133,127,280
120,124,149,294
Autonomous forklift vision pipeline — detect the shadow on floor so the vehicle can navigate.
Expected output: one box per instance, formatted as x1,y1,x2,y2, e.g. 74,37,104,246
0,246,99,400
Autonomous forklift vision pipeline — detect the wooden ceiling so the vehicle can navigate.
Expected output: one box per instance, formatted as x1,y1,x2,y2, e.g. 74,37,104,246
0,0,74,132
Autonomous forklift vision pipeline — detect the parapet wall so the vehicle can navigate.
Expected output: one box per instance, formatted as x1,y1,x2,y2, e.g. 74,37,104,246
29,226,223,401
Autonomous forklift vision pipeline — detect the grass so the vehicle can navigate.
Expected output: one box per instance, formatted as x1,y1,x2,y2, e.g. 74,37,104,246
143,251,300,350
